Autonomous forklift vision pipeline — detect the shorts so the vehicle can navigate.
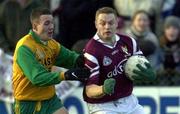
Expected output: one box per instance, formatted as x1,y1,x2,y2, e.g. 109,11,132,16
13,95,63,114
87,94,145,114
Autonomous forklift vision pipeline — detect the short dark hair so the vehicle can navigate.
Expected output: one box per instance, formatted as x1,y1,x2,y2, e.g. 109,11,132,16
95,7,117,20
30,7,52,24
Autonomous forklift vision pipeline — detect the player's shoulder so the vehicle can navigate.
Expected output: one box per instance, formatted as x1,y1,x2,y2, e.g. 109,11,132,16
84,38,98,50
116,33,136,47
16,34,34,47
15,34,38,53
117,33,134,43
84,38,104,53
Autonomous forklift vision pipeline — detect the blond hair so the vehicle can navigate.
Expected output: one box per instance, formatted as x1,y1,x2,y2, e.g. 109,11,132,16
95,7,117,21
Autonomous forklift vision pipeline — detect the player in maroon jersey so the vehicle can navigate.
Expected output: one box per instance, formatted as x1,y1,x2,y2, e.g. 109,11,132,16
83,7,156,114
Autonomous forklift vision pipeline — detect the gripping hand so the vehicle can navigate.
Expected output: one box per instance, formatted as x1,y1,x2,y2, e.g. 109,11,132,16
75,54,85,68
132,62,156,81
103,78,116,95
64,68,90,81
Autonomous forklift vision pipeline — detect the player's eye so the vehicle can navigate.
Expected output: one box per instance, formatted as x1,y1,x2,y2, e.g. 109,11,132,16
99,22,105,26
108,21,115,25
44,21,50,25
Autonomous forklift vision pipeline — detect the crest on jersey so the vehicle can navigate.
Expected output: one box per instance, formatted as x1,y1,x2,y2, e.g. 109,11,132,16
103,56,112,66
121,45,128,55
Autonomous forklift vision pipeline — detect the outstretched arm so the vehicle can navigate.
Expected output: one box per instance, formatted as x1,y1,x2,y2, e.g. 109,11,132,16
17,46,90,86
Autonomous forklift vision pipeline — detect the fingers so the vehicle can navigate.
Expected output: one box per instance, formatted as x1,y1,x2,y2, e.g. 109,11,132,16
64,68,90,81
103,78,116,95
109,79,116,94
108,78,116,84
81,68,91,76
144,62,151,68
136,64,146,71
75,54,85,68
133,69,145,76
131,75,143,80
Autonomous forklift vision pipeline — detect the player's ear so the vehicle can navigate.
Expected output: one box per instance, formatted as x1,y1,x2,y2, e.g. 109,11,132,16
32,19,39,31
95,20,98,29
115,18,118,28
33,23,38,31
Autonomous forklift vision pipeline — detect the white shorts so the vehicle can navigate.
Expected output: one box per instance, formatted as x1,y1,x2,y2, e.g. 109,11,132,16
87,94,145,114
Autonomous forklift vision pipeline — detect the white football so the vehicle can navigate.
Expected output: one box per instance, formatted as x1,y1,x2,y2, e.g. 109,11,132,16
124,55,149,81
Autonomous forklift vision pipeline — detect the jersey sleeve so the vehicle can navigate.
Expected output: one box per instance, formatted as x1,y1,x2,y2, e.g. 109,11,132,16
84,52,100,85
130,37,143,55
55,45,79,68
17,45,62,86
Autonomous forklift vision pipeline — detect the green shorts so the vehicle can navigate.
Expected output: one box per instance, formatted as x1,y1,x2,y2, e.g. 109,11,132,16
13,95,63,114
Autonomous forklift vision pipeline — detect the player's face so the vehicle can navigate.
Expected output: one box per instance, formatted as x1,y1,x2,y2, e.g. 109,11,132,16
95,13,118,41
165,26,179,42
36,15,54,41
133,13,150,33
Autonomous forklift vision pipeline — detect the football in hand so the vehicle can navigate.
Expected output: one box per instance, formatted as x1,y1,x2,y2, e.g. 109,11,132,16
124,55,149,81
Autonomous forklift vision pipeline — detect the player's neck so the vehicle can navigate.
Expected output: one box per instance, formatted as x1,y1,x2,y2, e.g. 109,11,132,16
101,36,116,46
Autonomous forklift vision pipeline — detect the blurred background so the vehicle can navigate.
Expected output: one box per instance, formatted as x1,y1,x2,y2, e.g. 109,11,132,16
0,0,180,114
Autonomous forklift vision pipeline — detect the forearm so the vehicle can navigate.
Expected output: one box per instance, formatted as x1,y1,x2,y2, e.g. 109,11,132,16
86,84,105,98
29,71,64,86
55,45,79,68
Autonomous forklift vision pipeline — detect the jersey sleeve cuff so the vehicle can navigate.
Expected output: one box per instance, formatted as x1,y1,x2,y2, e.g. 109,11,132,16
59,72,65,80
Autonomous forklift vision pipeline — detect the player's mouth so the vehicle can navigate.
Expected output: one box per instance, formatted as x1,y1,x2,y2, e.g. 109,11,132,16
48,31,53,36
104,31,112,35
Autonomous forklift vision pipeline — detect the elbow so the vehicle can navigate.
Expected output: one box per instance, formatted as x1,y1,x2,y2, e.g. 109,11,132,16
30,77,45,87
31,80,43,86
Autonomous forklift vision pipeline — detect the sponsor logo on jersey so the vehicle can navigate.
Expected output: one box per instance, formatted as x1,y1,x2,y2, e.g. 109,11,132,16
107,59,127,78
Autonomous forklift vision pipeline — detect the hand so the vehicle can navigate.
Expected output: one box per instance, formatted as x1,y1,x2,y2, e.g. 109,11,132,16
64,68,90,81
132,62,156,81
75,54,85,68
103,78,116,95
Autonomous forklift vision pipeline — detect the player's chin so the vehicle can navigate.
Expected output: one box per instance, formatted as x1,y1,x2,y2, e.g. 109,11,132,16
44,36,52,41
47,34,53,39
104,34,113,39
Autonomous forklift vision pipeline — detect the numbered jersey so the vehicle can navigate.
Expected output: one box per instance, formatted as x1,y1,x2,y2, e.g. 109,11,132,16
83,34,142,103
13,30,78,100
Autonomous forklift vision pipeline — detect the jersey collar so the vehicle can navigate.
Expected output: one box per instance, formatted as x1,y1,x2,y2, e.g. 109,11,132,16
29,30,48,45
93,33,120,48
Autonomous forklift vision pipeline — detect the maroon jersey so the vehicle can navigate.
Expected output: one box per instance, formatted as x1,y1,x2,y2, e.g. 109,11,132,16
83,33,142,103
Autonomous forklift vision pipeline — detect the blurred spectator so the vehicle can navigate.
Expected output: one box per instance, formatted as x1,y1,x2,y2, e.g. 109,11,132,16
53,0,113,49
113,0,163,34
157,16,180,78
0,48,13,97
0,0,43,53
125,10,159,69
71,39,89,54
